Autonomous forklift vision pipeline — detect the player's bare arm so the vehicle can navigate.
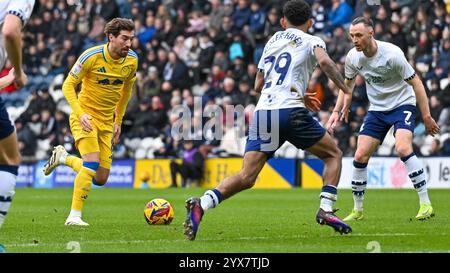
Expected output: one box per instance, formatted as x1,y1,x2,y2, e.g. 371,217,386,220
337,78,356,121
326,78,355,133
314,47,350,95
2,14,27,88
406,75,440,136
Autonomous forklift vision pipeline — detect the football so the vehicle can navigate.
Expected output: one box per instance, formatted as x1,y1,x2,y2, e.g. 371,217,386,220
144,198,174,225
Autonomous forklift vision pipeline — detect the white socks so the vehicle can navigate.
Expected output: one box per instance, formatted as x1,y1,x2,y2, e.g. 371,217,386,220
401,154,430,205
319,185,337,212
200,189,222,212
351,161,368,211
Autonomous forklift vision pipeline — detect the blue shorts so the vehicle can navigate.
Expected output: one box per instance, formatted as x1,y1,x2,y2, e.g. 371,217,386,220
0,97,14,139
245,107,326,157
359,104,416,142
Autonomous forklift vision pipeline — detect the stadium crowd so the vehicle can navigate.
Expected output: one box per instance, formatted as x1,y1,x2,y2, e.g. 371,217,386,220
0,0,449,162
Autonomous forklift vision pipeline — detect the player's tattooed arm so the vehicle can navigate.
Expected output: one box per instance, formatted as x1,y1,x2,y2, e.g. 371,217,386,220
314,47,350,94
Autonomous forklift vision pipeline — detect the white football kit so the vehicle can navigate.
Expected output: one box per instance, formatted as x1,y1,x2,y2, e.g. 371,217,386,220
256,28,326,111
345,40,416,112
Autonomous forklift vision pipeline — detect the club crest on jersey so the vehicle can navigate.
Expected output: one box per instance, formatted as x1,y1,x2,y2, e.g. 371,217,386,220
70,63,83,79
121,66,131,76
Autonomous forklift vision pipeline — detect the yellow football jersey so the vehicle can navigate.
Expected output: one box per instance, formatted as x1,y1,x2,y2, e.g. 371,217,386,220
62,43,138,124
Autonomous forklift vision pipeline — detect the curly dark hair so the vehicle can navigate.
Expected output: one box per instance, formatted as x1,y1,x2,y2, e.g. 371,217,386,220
282,0,312,27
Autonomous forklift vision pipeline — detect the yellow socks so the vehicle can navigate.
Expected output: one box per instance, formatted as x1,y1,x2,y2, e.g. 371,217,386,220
71,164,97,212
66,155,83,173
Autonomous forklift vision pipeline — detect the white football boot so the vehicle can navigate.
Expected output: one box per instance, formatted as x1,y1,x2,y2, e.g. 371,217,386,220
43,145,68,176
64,216,90,226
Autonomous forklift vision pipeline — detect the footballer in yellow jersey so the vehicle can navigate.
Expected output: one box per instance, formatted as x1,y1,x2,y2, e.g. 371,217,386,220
43,18,137,226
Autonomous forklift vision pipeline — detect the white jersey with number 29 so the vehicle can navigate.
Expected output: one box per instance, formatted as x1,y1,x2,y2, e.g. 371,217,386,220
255,28,326,111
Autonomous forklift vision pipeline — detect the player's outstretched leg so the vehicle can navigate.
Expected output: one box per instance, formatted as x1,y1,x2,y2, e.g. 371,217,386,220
316,185,352,234
43,145,68,175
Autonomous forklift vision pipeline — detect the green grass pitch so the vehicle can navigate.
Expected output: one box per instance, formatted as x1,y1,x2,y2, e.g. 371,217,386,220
1,188,449,253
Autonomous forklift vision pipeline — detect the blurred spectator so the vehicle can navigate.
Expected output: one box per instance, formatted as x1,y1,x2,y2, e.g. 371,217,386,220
249,1,266,36
180,37,201,82
153,19,179,48
154,133,176,158
186,11,206,35
126,97,161,139
326,0,354,34
429,139,443,156
140,66,161,97
163,51,190,89
209,0,225,30
235,80,256,106
263,7,283,38
310,0,327,34
170,140,204,187
388,22,408,54
228,33,245,62
38,109,57,145
198,32,215,81
232,0,251,30
326,26,352,62
91,0,119,22
15,120,37,159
